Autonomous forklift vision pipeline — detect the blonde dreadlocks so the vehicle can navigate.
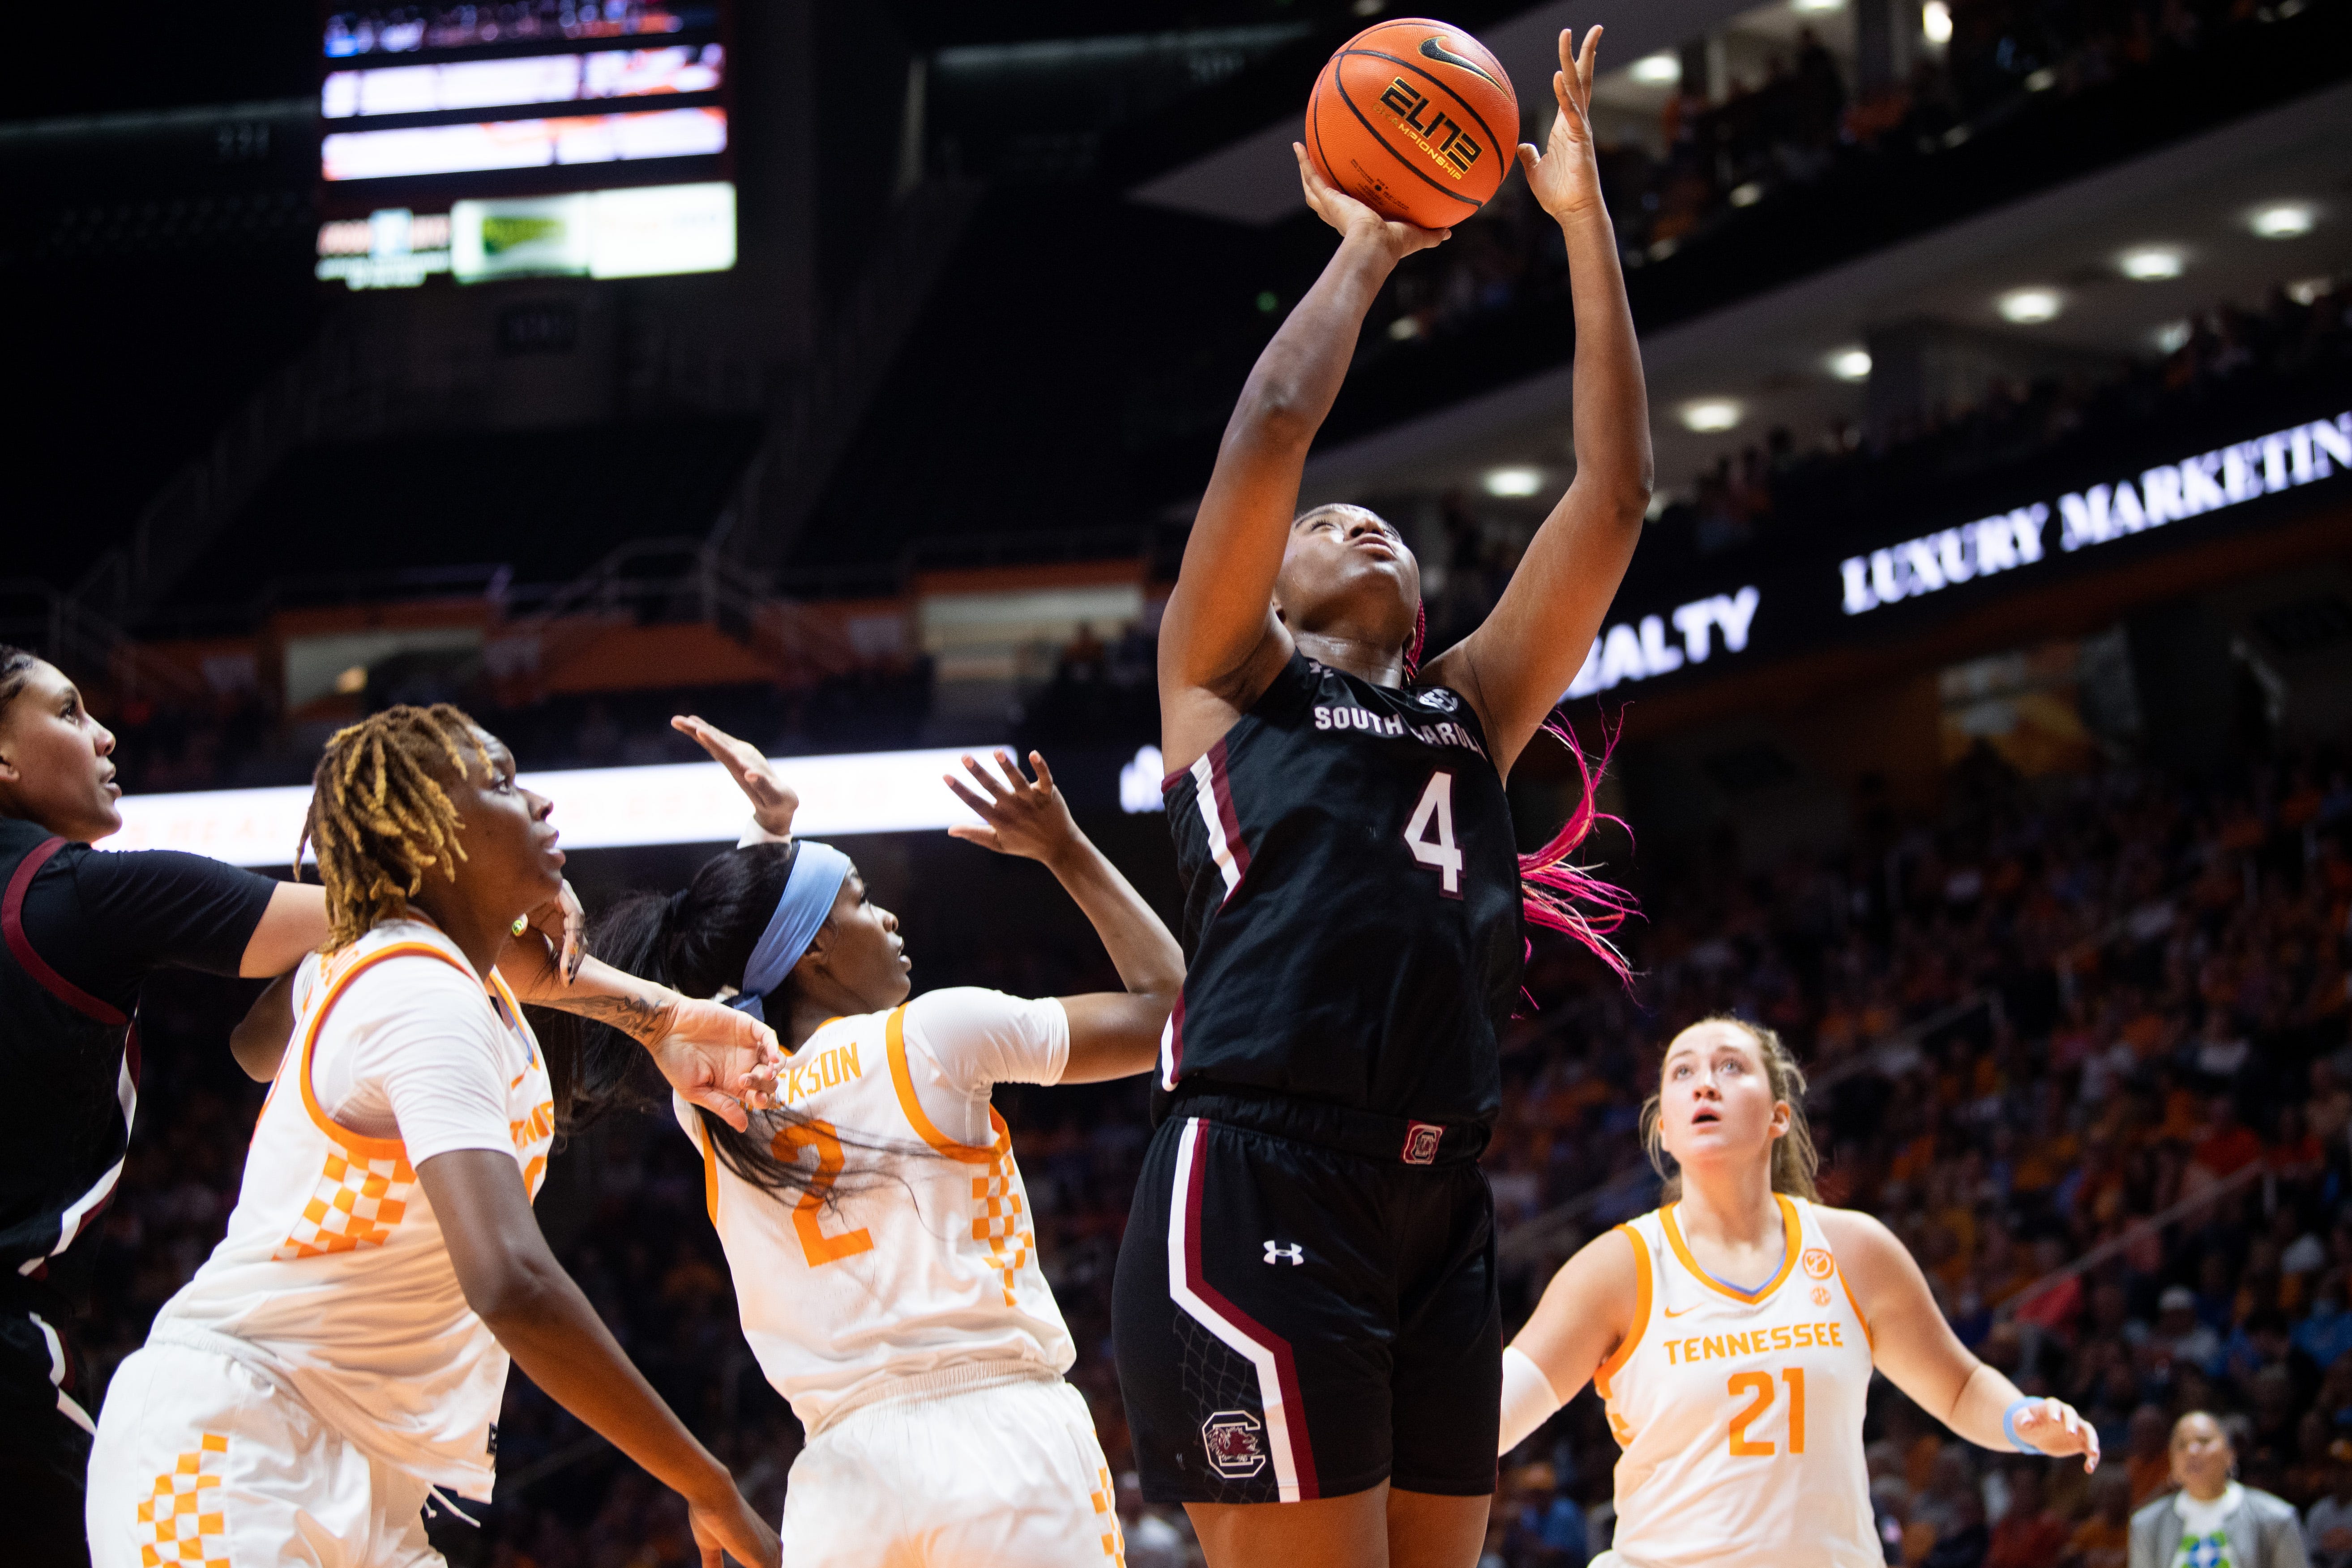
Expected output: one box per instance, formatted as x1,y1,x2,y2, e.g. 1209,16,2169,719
299,703,492,950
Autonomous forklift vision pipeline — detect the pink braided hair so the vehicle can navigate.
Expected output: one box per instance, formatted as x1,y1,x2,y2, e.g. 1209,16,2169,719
1403,601,1636,987
1516,712,1637,987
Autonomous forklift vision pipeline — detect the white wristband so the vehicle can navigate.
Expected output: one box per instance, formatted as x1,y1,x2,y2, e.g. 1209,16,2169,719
1500,1345,1565,1456
737,815,791,848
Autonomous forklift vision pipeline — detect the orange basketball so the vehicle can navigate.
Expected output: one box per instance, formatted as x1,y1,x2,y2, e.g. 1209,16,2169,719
1304,18,1519,231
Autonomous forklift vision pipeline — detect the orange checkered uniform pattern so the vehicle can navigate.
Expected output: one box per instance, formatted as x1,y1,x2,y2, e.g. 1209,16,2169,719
136,1433,229,1568
1089,1463,1127,1564
970,1147,1036,1308
274,1148,415,1260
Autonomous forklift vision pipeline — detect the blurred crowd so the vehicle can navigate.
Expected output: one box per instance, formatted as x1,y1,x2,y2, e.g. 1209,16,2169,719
1655,277,2352,568
1365,0,2311,353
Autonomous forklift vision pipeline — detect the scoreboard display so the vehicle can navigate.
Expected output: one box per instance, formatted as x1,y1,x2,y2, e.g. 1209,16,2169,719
315,1,735,289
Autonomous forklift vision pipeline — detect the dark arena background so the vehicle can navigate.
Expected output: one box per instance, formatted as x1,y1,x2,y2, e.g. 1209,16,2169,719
6,0,2350,1562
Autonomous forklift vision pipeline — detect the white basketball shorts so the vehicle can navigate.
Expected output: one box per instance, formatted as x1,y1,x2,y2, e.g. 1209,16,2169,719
86,1342,441,1568
783,1373,1126,1568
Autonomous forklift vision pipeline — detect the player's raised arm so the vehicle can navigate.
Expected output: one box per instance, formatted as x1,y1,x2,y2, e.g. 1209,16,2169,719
1423,27,1653,777
1157,150,1449,763
946,749,1183,1082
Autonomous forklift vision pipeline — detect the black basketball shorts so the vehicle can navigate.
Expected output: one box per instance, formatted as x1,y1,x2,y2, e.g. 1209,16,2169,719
1112,1090,1501,1505
1,1303,95,1568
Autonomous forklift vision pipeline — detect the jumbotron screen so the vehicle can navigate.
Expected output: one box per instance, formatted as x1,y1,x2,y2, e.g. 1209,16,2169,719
316,1,734,287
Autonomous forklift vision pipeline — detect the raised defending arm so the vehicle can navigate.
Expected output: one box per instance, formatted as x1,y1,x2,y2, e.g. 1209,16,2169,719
946,750,1185,1084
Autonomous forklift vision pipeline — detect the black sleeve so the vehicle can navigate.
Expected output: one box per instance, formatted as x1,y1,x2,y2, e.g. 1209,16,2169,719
38,848,281,1005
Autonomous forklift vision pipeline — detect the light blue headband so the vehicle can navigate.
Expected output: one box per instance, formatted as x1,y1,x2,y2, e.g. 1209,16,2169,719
727,840,852,1023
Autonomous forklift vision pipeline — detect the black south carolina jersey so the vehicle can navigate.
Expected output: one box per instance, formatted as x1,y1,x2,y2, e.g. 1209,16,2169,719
1159,650,1522,1128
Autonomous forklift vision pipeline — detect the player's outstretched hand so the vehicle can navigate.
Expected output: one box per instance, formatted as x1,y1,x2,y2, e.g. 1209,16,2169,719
1292,142,1449,260
673,715,800,839
2012,1396,2101,1473
649,996,784,1130
1519,26,1607,223
517,877,590,983
684,1475,780,1568
946,750,1082,864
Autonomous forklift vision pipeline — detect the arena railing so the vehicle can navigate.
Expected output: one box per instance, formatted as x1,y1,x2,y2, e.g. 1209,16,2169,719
710,178,988,579
70,319,368,633
1993,1159,2271,1328
0,577,209,705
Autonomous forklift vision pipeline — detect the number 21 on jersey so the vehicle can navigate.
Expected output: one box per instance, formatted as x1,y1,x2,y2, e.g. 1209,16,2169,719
1728,1367,1805,1457
1404,769,1463,897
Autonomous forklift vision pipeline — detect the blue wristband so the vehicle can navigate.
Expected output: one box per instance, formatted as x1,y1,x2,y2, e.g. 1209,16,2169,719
2005,1397,2042,1454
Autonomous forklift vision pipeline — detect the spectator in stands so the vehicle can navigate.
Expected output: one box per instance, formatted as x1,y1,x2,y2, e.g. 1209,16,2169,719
2307,1452,2352,1568
2130,1405,2182,1504
2295,1283,2352,1374
1499,1462,1588,1567
2075,1469,2140,1568
1987,1460,2070,1568
2130,1410,2310,1568
2157,1285,2225,1376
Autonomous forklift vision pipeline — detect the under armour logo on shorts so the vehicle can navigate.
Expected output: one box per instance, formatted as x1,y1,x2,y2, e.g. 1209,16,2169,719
1401,1122,1443,1165
1202,1410,1269,1478
1264,1240,1303,1265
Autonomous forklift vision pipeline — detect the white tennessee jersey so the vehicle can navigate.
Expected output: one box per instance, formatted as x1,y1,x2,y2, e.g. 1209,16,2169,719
150,921,555,1499
1598,1196,1879,1568
680,988,1078,1433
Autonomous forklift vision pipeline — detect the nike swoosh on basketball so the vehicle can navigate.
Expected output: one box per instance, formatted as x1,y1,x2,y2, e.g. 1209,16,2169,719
1418,35,1504,89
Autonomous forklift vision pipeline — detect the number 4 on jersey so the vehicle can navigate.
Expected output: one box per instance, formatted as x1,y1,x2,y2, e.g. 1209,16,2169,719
1403,769,1464,898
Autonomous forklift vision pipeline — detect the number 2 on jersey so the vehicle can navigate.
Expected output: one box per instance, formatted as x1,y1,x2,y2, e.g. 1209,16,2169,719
1403,769,1463,897
1727,1368,1806,1457
774,1120,874,1267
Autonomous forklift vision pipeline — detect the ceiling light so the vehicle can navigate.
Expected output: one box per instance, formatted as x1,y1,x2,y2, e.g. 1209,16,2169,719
2287,277,2333,306
2152,320,2192,353
2250,203,2315,239
1387,315,1422,341
1923,1,1954,43
1793,0,1845,12
1630,52,1682,85
1680,399,1743,433
2119,247,2183,280
1998,287,2062,324
1828,348,1872,382
2023,67,2056,91
1728,181,1764,207
1483,466,1543,497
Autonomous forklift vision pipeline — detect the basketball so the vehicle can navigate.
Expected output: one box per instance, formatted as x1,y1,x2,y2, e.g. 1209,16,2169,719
1304,18,1519,231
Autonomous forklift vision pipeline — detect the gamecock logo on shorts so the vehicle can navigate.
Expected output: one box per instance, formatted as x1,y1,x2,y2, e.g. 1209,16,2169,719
1802,1248,1835,1279
1202,1410,1269,1478
1401,1122,1443,1165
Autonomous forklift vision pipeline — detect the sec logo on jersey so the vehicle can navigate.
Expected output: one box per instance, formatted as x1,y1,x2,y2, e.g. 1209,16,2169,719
1802,1248,1835,1279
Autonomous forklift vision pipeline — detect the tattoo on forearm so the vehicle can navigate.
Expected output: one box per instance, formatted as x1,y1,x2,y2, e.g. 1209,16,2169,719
546,991,667,1043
